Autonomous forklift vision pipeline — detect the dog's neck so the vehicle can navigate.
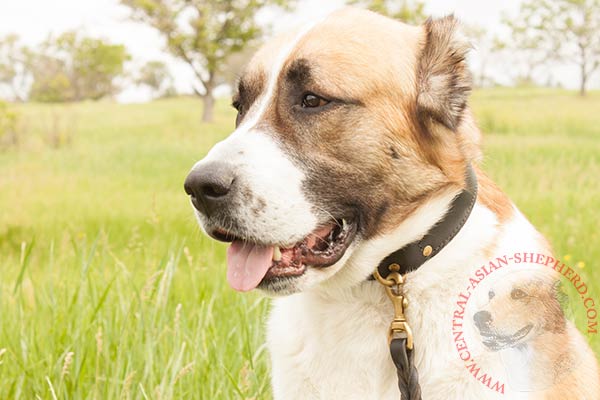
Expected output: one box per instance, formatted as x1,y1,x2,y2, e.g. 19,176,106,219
375,164,477,278
314,180,487,300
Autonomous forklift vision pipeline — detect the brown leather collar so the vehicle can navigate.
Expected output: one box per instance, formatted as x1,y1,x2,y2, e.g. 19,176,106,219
373,164,478,280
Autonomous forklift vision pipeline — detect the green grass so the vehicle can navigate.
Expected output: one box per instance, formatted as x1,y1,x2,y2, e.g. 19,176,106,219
0,88,599,398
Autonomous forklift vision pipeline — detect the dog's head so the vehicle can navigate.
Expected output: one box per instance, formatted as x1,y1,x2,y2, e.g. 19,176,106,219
473,272,566,351
184,8,479,295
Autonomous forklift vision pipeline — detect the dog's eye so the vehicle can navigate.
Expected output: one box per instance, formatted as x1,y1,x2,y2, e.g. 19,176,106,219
511,288,527,299
301,93,329,108
488,290,495,300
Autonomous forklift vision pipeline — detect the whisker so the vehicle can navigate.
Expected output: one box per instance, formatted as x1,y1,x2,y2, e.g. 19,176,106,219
311,205,343,228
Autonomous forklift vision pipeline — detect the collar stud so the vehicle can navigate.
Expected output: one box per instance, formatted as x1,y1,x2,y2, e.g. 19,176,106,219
422,245,433,257
389,263,401,272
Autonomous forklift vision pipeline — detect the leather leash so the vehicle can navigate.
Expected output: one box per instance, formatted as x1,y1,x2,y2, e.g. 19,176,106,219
372,164,478,400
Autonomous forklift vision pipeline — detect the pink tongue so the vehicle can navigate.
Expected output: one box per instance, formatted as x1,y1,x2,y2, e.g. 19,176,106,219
226,241,274,292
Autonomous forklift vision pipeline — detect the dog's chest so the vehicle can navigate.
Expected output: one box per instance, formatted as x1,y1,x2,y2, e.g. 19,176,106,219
266,280,492,400
265,208,546,399
267,288,399,399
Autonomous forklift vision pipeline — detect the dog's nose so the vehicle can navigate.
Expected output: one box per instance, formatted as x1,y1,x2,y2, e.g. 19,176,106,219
184,162,236,215
473,310,493,330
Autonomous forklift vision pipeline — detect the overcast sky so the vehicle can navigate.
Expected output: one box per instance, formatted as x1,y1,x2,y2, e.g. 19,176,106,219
0,0,594,102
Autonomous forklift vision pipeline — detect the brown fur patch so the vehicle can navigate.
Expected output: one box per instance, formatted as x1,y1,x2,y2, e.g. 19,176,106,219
407,16,479,188
233,69,266,126
236,9,488,240
259,9,452,238
474,166,514,223
416,16,472,132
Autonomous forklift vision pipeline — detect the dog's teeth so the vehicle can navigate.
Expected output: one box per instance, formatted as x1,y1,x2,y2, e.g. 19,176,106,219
273,246,282,261
342,219,347,229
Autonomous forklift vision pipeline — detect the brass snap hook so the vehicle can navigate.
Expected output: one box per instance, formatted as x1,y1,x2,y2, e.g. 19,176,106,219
373,264,414,350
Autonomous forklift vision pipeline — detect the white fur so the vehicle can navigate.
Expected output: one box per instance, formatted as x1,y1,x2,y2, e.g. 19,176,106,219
267,195,597,399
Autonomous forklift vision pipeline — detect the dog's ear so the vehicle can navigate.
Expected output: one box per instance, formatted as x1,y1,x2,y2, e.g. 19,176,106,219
416,15,471,132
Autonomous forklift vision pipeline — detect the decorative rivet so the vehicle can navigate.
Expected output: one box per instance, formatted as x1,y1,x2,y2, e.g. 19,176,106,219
423,245,433,257
389,263,400,272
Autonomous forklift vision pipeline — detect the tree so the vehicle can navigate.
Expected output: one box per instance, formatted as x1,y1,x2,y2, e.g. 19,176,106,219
462,24,506,88
0,34,27,102
135,60,175,98
57,32,130,101
27,31,130,102
502,6,557,86
505,0,600,96
26,51,73,102
121,0,294,122
349,0,426,24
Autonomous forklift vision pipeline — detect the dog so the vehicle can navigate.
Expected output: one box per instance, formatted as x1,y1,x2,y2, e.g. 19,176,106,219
184,8,600,399
472,269,593,397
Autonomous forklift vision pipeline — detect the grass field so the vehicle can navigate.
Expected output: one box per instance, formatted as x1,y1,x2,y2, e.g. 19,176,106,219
1,88,599,399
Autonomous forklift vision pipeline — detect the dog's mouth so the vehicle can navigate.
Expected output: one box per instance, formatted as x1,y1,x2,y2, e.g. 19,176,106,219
478,324,533,351
210,217,358,292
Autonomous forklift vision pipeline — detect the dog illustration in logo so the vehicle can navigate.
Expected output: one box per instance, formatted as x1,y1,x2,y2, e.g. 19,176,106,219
472,270,594,395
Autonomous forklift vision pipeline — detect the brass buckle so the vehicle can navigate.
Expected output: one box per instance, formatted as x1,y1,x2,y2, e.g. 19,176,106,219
373,264,414,350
